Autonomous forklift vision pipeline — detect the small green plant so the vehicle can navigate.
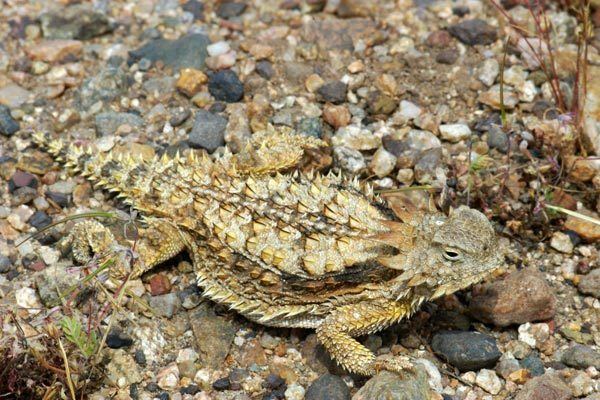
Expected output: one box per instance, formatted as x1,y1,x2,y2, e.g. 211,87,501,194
60,317,98,359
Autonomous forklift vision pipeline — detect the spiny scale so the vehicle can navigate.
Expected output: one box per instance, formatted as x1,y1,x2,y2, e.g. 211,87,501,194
32,132,401,279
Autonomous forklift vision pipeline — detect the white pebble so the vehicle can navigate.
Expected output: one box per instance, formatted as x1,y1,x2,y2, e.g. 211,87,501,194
207,41,231,57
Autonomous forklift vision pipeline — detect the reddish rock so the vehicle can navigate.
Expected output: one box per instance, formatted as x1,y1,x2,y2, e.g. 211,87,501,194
148,274,172,295
426,30,452,48
514,373,571,400
26,40,83,63
240,338,267,366
322,103,351,129
564,211,600,242
469,269,556,327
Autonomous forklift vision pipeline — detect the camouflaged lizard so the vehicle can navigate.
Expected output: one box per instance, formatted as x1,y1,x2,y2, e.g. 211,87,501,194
33,128,502,375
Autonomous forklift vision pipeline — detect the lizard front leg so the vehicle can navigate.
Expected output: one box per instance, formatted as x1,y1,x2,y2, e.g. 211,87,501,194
59,218,188,280
316,299,413,376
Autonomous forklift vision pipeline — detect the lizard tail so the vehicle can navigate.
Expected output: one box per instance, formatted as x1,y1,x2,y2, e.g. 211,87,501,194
32,132,148,196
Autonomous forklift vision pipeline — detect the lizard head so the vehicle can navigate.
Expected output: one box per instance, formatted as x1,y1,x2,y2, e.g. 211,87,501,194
382,205,503,300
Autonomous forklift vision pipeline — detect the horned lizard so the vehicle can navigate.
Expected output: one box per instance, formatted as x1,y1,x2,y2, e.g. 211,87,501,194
32,128,502,376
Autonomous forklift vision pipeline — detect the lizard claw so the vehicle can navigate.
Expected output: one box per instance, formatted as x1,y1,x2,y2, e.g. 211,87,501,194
373,355,415,375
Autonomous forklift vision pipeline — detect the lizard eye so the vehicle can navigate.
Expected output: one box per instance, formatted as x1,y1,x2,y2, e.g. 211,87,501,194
443,248,461,261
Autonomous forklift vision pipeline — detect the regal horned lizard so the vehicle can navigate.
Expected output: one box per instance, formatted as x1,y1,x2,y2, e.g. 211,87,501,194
33,128,502,375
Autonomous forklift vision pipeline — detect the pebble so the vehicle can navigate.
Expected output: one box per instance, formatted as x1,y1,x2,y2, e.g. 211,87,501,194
478,58,500,87
353,369,431,400
95,112,144,136
431,331,501,371
208,69,244,102
426,30,453,48
157,363,180,390
414,147,443,184
550,231,574,254
205,51,237,70
367,91,397,115
515,372,571,400
105,350,143,387
106,330,134,349
188,109,227,152
478,85,520,110
317,81,347,104
182,0,205,20
439,123,472,143
216,2,247,18
0,105,20,136
189,302,236,370
129,33,210,71
370,147,397,178
296,117,323,138
397,100,422,121
333,146,366,174
578,269,600,298
0,83,32,108
176,68,208,97
148,293,181,318
256,61,274,80
470,268,556,327
496,356,521,379
148,274,172,295
25,40,83,64
562,345,600,369
75,66,128,111
305,374,350,400
564,212,600,242
475,369,503,395
436,48,459,65
486,125,509,153
284,383,305,400
39,4,111,40
207,41,231,57
15,286,42,314
323,104,351,129
448,19,498,46
332,125,381,150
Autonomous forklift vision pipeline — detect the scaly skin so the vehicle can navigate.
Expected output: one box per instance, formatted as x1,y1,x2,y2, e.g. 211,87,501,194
32,128,502,375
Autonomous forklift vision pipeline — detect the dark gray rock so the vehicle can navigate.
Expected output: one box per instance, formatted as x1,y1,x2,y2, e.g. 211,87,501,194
305,374,350,400
317,81,347,104
169,108,191,127
208,70,244,103
216,2,247,18
75,66,128,111
95,112,144,136
562,345,600,369
353,369,431,400
129,33,210,72
487,125,509,153
106,330,134,349
0,255,11,274
521,353,545,376
0,105,19,136
188,109,227,152
448,19,497,46
40,4,112,40
189,302,237,370
256,60,274,80
28,211,52,230
431,331,501,371
436,48,459,64
182,0,205,20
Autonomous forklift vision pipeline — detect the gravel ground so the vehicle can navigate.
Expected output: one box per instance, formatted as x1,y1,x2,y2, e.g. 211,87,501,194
0,0,599,399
